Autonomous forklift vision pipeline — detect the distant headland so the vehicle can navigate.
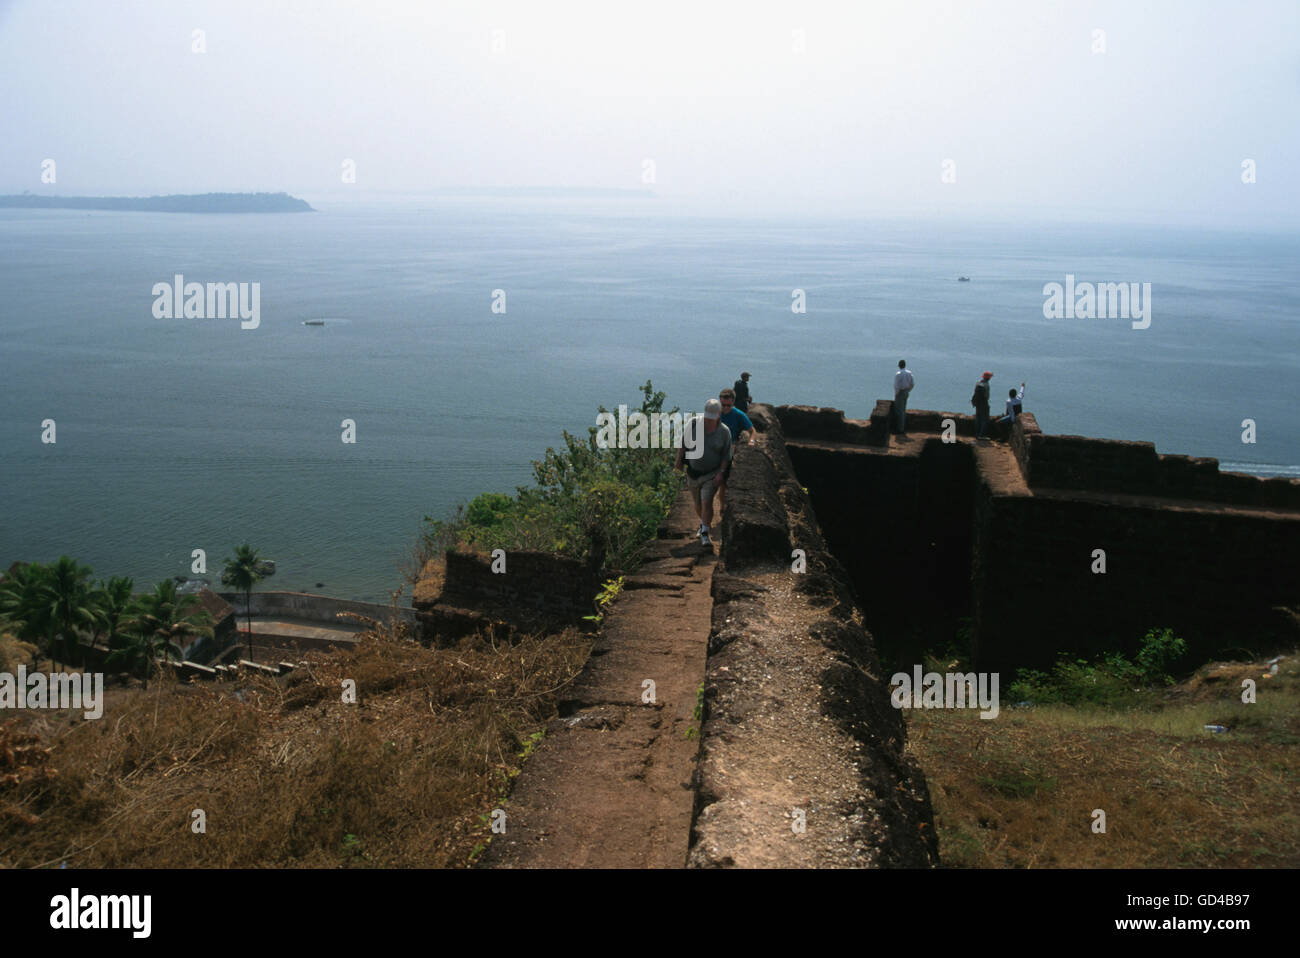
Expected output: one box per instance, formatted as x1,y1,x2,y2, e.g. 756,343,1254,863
0,192,313,213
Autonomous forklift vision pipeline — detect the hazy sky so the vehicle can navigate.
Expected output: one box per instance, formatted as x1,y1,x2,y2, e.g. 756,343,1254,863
2,0,1297,225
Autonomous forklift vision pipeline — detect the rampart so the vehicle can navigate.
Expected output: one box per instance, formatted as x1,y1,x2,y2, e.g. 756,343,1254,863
690,405,938,866
775,402,1300,673
1011,419,1300,508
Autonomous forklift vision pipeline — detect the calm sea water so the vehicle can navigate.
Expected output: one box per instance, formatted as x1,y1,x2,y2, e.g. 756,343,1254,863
2,200,1297,600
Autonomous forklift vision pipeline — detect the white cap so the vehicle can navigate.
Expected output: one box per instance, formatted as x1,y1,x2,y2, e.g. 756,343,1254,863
703,398,722,420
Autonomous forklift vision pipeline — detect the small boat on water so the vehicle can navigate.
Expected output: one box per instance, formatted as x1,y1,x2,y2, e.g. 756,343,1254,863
302,320,325,326
958,276,971,282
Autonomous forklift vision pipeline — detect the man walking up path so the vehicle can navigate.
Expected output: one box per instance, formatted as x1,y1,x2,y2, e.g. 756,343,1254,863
675,398,732,547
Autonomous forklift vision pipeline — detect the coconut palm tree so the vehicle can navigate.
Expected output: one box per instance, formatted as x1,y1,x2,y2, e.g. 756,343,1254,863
90,575,137,652
0,561,53,645
114,579,212,685
37,556,98,667
221,544,265,660
105,630,186,687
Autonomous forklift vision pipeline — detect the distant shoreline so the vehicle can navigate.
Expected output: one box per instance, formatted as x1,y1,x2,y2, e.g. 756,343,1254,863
0,191,313,213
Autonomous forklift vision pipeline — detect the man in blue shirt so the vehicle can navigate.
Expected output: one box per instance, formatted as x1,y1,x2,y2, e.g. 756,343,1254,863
715,387,754,518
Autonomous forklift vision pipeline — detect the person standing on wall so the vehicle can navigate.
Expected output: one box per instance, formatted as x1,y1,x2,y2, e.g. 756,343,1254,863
733,372,752,412
893,359,915,436
972,371,993,440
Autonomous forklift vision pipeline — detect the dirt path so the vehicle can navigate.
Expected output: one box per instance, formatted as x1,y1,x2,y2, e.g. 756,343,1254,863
481,492,714,868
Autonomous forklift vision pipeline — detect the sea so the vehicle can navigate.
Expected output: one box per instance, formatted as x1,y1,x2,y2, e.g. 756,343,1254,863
2,198,1297,601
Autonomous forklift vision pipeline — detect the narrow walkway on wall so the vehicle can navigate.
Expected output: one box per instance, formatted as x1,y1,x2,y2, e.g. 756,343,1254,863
481,491,715,868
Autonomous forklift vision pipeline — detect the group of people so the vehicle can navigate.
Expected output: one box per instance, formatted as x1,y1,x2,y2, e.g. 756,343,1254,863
672,363,1030,550
972,372,1026,439
673,372,754,547
893,360,1025,440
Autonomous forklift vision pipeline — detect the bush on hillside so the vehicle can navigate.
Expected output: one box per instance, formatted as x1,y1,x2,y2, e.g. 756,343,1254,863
423,380,681,575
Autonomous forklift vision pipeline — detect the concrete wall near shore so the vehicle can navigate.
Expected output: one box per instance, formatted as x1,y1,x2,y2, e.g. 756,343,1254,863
217,591,416,625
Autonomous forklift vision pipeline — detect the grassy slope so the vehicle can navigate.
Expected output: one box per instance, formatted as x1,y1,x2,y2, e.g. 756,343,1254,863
0,622,590,868
905,651,1300,867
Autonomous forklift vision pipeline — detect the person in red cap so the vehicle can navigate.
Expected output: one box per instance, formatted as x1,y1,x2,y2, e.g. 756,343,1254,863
971,371,993,439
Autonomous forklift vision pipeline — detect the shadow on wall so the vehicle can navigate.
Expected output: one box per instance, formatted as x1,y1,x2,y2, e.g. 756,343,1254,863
777,403,1300,673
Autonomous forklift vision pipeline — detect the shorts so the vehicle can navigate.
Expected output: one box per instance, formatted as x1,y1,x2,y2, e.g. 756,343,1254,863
686,468,721,504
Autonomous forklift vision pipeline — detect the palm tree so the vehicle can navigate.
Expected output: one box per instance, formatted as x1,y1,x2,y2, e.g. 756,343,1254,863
0,561,53,646
37,556,98,667
221,544,265,660
90,575,137,652
114,579,212,686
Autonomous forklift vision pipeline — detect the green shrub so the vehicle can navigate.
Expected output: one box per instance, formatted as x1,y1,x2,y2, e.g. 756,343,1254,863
464,493,514,529
424,380,681,576
1005,667,1056,704
1135,627,1188,683
1008,628,1188,707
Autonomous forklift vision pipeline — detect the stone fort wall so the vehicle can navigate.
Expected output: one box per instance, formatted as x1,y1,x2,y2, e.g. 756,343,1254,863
773,402,1300,672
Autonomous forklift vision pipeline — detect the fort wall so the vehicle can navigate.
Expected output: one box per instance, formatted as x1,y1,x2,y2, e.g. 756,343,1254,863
775,403,1300,672
413,549,599,643
691,405,938,866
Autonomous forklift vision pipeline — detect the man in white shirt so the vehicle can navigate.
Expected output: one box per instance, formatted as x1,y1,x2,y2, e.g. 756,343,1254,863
893,360,915,436
997,383,1027,427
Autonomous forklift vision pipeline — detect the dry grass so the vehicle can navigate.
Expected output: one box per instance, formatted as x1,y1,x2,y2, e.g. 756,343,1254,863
0,634,38,673
906,651,1300,867
0,618,591,868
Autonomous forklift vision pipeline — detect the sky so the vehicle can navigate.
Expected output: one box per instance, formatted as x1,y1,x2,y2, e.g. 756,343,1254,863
2,0,1298,226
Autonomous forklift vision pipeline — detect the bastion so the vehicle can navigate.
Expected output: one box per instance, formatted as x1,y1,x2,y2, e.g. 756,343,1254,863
774,400,1300,673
